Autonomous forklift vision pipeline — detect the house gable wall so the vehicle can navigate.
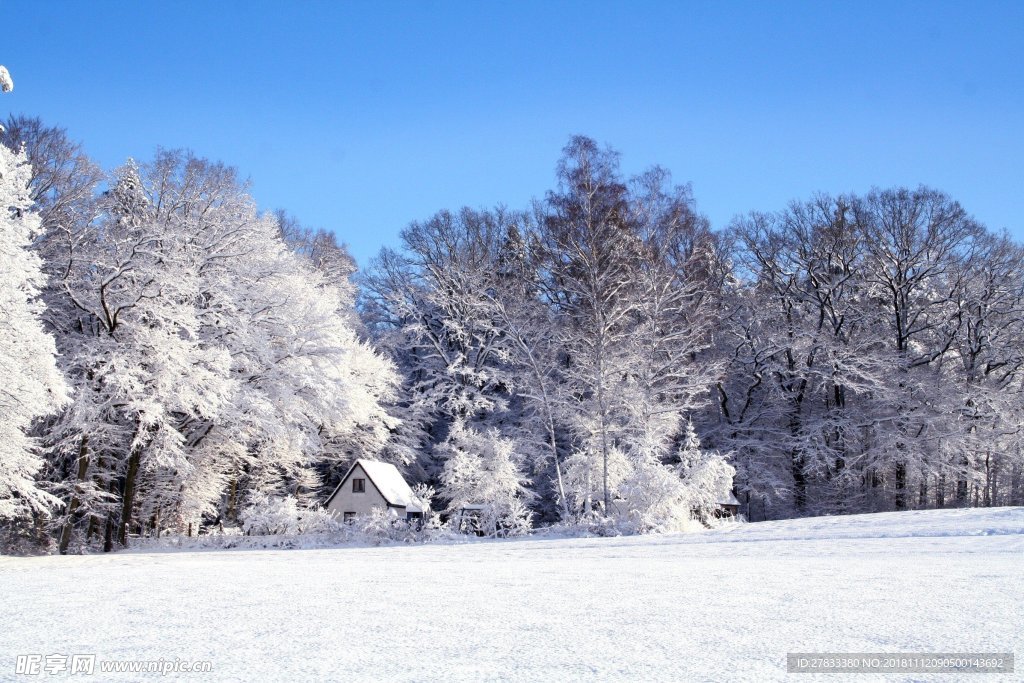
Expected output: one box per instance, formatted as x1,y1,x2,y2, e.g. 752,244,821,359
325,463,404,518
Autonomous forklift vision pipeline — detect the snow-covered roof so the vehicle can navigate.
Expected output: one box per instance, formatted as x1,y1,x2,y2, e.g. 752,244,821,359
720,491,740,506
324,459,429,512
323,458,425,512
355,459,418,508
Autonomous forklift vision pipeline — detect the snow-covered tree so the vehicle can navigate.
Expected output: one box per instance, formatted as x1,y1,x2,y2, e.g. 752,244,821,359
0,143,69,521
538,136,642,515
438,421,533,537
674,422,735,521
36,149,397,551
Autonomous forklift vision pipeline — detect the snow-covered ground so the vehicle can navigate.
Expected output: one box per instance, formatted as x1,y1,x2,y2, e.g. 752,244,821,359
1,508,1021,682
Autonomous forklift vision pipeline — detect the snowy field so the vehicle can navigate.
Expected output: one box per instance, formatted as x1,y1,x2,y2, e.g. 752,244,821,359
1,508,1022,682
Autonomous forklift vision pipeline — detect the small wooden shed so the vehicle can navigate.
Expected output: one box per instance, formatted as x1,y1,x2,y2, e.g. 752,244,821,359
717,491,741,518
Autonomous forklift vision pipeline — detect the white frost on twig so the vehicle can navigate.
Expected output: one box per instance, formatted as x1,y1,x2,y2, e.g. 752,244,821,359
0,66,14,93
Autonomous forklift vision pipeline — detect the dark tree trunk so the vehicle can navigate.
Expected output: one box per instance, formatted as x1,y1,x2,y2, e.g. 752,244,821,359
58,436,90,555
956,455,970,505
1010,463,1022,506
791,455,807,511
102,463,119,553
894,461,907,510
115,448,142,547
103,514,114,552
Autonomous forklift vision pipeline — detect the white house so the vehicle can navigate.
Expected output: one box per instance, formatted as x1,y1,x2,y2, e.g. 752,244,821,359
324,459,423,522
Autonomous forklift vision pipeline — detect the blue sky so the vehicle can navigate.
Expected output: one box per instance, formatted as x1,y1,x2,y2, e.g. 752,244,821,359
4,1,1023,267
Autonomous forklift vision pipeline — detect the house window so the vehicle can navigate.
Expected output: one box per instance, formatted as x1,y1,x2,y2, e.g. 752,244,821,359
352,478,365,493
343,512,356,523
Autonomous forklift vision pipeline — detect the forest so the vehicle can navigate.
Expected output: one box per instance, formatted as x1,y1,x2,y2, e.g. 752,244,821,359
3,116,1023,553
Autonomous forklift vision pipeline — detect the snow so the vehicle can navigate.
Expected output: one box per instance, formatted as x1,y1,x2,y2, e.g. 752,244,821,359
0,66,12,93
1,507,1021,681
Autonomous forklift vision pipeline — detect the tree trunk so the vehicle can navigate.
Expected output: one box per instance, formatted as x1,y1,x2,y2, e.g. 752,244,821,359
956,455,970,506
58,436,90,554
226,478,238,522
1010,462,1022,506
87,455,106,542
989,457,999,507
101,464,119,553
788,375,808,511
791,455,807,511
596,337,610,515
514,327,570,521
936,469,946,508
983,453,991,507
115,448,142,547
103,513,114,552
894,461,907,510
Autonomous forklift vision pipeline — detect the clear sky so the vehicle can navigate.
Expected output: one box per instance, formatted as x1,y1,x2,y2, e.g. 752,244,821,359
4,1,1023,267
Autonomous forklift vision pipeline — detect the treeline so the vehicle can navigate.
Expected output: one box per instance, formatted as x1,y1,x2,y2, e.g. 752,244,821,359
365,136,1024,524
2,121,1022,552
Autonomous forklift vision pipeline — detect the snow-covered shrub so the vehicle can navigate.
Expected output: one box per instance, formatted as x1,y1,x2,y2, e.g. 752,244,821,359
670,421,737,527
438,422,534,537
620,423,736,531
344,508,453,545
240,493,298,535
481,498,533,537
557,423,736,534
615,454,696,533
349,508,414,544
562,446,632,518
239,493,341,536
410,482,435,517
561,444,691,533
296,505,344,534
678,453,736,524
